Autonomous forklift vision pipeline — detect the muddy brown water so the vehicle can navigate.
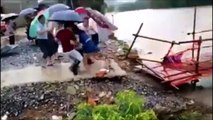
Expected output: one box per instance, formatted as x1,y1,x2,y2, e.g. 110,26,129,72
106,6,212,107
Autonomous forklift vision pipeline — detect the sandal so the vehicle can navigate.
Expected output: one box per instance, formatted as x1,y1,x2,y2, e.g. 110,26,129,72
47,63,54,66
87,58,94,65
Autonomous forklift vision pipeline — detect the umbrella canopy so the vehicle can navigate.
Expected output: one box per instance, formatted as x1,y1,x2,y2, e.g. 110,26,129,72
1,13,19,21
75,7,87,14
86,8,118,31
49,10,82,22
29,4,69,38
46,3,70,16
29,10,49,38
19,8,37,16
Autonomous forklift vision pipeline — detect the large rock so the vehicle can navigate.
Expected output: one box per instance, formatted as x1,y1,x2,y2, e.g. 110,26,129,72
66,86,77,95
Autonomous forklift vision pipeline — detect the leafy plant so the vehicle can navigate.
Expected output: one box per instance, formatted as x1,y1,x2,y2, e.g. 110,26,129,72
177,111,202,120
136,110,158,120
116,90,145,116
74,90,158,120
92,104,122,120
75,103,93,120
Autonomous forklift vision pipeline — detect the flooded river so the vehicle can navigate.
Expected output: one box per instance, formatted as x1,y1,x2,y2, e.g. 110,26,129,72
106,6,212,106
107,6,212,58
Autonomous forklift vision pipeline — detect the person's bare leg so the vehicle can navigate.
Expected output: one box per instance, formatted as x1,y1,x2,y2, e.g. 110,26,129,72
46,57,53,66
83,54,90,72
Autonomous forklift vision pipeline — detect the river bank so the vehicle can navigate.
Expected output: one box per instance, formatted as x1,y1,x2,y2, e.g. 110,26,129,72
1,34,212,119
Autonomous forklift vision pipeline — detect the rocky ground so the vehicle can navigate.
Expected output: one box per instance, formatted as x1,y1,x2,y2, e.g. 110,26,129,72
1,39,41,71
1,37,212,120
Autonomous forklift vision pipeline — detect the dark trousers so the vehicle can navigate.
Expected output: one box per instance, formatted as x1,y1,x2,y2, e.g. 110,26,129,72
37,39,54,59
91,33,99,46
9,35,15,45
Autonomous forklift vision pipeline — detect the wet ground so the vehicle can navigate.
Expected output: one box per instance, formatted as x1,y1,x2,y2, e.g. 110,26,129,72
1,39,40,71
1,28,212,119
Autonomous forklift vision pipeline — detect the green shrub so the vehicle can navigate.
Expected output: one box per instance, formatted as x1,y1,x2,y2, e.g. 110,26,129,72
136,110,158,120
74,90,158,120
75,103,93,120
92,105,122,120
177,111,203,120
115,90,145,116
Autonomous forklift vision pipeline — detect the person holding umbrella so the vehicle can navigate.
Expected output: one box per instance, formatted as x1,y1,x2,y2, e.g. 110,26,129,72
55,22,83,75
75,7,99,46
36,15,53,67
78,16,99,46
2,13,18,45
48,10,83,75
19,8,38,44
4,19,16,44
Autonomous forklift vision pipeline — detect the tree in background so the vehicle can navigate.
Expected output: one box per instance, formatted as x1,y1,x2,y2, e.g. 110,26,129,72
112,0,212,12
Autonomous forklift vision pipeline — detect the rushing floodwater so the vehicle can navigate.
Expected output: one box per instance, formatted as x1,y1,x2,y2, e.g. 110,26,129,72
106,6,212,60
106,6,212,106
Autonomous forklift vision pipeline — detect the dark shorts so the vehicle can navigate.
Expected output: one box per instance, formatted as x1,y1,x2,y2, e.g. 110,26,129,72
48,32,58,54
37,39,54,59
9,35,15,45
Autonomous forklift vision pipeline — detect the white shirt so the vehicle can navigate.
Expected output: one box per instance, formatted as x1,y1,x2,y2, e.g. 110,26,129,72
77,18,98,35
37,22,48,39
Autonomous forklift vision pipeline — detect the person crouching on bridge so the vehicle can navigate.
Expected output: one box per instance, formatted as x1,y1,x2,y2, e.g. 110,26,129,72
70,23,111,73
55,23,83,75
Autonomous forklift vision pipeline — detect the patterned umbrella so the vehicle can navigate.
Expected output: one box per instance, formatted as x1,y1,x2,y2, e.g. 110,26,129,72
86,8,117,31
75,7,87,14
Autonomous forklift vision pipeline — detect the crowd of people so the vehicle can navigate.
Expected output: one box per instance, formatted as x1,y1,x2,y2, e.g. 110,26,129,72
33,12,111,76
1,4,113,76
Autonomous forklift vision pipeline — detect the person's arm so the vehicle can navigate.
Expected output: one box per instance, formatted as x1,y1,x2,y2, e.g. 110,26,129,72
37,27,49,35
70,40,76,46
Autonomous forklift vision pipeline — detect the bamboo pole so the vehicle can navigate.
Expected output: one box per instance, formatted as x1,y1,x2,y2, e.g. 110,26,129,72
192,7,197,60
187,29,212,35
125,23,143,58
132,34,178,44
195,36,202,74
178,38,212,44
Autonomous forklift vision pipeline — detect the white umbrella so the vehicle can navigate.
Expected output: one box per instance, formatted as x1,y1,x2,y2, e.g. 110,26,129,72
1,13,19,21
